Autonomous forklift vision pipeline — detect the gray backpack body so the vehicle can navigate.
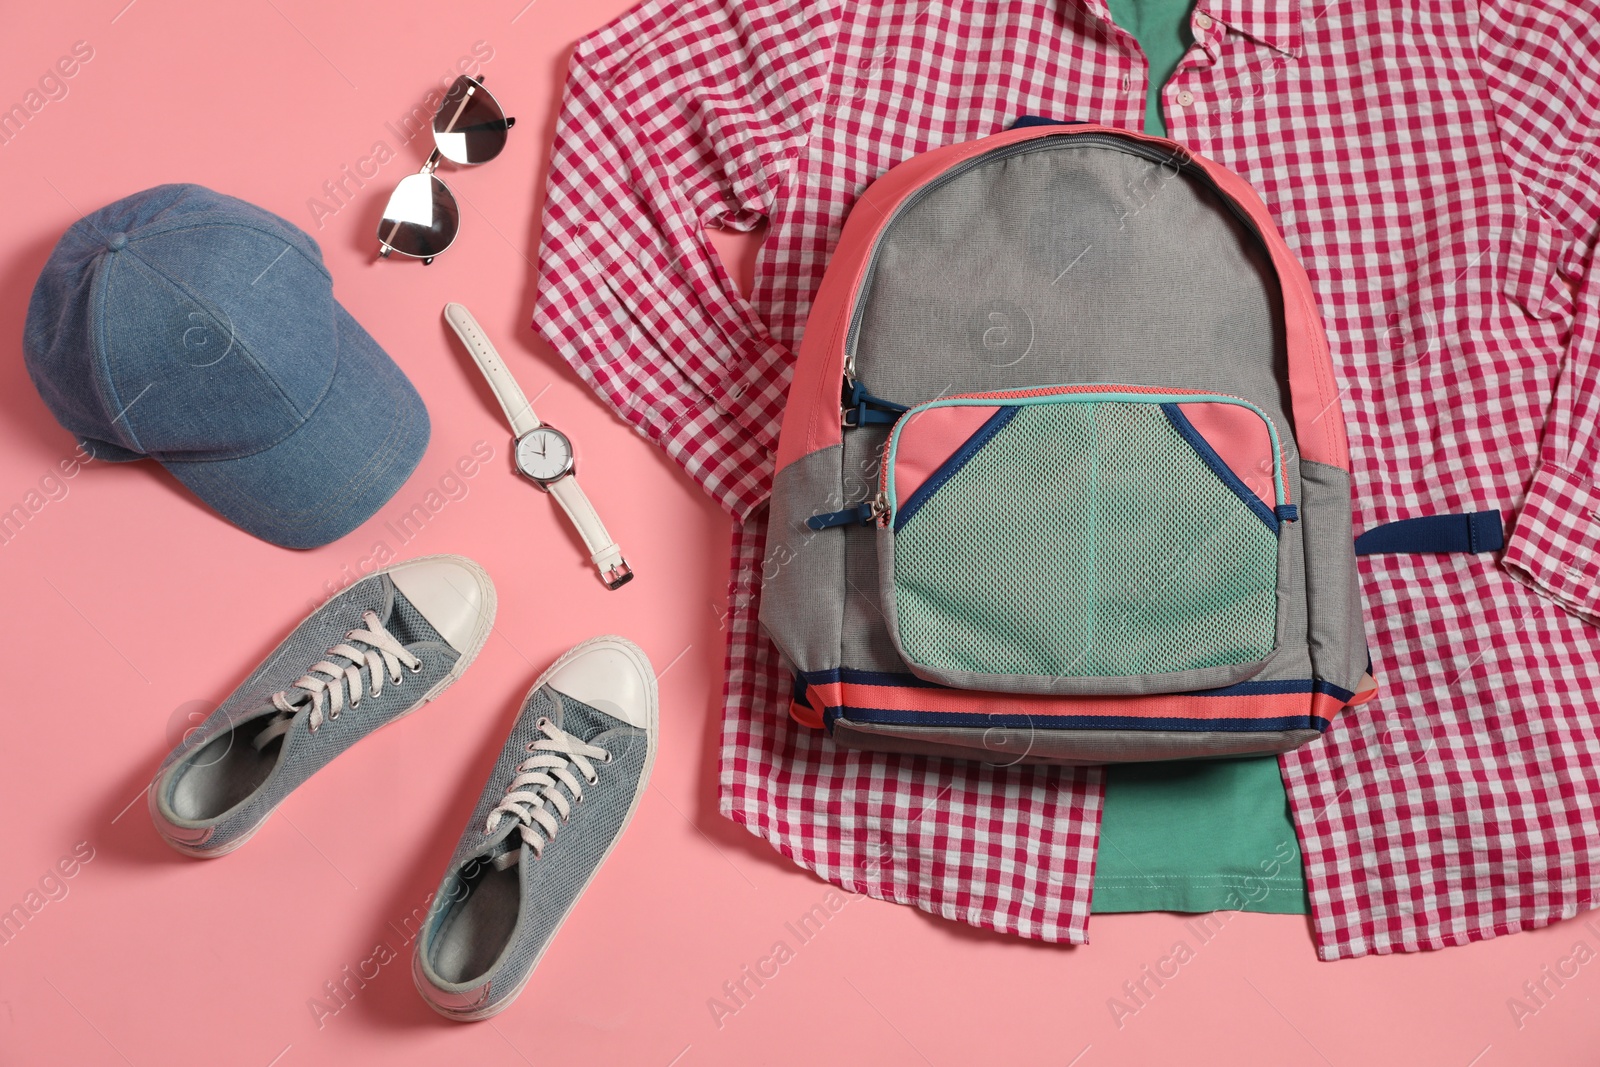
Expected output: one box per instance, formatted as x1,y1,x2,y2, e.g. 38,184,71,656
760,124,1373,765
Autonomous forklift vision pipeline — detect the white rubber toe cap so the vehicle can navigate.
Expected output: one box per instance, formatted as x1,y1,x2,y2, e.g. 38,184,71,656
387,556,495,654
546,636,656,730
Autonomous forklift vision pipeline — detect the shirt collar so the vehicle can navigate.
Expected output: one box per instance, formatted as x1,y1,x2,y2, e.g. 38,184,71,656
1198,0,1303,56
1074,0,1303,58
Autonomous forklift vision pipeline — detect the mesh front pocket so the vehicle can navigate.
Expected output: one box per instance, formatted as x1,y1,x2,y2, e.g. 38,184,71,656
883,391,1284,689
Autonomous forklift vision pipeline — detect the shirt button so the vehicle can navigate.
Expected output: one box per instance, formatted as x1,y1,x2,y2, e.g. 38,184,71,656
1194,12,1213,29
1176,89,1195,106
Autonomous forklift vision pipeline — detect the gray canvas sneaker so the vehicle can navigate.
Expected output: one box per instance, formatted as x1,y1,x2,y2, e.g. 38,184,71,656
149,555,496,858
411,635,658,1021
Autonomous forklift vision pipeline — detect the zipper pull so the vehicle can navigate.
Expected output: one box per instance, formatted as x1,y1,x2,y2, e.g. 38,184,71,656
805,494,888,530
841,380,910,428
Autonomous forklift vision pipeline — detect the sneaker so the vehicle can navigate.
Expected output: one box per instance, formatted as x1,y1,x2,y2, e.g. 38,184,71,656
149,554,497,858
411,635,659,1021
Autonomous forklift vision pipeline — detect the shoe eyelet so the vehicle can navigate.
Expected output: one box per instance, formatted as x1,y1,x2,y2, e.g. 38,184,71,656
408,662,423,674
601,752,613,764
525,742,536,752
584,775,598,786
536,716,551,728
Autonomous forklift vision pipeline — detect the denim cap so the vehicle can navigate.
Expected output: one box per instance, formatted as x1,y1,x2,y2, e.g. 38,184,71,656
22,183,429,549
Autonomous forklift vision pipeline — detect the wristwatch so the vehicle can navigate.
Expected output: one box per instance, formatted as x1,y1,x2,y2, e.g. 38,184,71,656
443,302,633,589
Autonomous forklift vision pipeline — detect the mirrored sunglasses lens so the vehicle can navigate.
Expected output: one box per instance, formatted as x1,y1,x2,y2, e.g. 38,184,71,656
377,173,459,260
433,76,512,165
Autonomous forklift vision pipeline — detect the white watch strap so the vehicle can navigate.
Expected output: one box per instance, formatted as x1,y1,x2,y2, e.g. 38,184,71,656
444,302,541,437
548,476,632,588
444,301,632,590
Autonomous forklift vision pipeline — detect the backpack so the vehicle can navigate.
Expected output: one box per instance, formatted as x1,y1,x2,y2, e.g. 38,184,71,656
760,122,1376,765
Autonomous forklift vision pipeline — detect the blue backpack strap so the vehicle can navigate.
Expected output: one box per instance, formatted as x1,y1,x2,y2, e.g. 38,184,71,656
788,673,823,728
1354,509,1504,555
1011,116,1094,128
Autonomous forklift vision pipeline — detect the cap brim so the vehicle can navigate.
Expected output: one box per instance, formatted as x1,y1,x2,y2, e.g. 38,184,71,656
162,304,429,549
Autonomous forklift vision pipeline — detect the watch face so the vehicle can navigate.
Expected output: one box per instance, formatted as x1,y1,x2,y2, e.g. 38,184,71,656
514,427,574,483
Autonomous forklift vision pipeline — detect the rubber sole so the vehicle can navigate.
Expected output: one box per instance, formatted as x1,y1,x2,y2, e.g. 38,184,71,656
151,554,500,859
413,634,661,1022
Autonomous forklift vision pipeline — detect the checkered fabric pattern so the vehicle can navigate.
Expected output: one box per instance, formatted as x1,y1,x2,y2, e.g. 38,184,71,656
533,0,1600,957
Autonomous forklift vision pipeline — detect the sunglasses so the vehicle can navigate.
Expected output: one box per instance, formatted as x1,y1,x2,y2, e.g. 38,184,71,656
377,75,516,264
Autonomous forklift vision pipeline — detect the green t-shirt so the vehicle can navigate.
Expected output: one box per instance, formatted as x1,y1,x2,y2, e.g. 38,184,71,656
1089,0,1309,916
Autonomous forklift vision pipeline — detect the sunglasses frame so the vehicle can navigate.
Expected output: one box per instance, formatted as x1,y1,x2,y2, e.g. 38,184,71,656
377,74,516,265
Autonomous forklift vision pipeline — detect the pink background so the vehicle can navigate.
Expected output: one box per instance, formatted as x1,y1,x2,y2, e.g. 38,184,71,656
1,2,1596,1064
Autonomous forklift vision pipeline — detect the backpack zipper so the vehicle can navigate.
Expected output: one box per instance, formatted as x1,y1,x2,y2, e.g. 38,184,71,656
875,384,1292,528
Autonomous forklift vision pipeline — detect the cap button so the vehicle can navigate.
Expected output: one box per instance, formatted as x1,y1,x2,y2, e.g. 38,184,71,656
106,232,128,251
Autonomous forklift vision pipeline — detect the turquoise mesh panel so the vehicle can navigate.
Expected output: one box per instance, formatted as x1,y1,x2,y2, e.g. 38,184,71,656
891,400,1279,678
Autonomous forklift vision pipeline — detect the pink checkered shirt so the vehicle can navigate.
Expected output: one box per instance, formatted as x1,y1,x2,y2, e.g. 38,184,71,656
533,0,1600,958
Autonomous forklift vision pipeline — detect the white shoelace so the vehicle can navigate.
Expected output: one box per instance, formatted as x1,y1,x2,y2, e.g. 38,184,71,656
483,713,612,869
252,610,421,750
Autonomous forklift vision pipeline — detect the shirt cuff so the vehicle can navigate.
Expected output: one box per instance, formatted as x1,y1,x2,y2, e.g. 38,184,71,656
1501,463,1600,625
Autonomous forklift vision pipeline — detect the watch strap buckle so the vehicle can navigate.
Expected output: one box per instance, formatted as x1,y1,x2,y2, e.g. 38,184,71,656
602,560,634,590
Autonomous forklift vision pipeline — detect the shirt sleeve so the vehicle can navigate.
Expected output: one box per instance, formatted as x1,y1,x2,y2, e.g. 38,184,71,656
1477,0,1600,624
532,0,839,522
